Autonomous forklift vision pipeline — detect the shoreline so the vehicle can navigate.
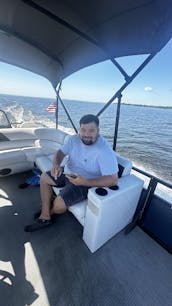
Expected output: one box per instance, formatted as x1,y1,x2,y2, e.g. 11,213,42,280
121,102,172,109
0,93,171,109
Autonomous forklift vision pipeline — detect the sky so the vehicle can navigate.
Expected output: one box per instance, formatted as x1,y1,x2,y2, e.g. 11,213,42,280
0,38,172,107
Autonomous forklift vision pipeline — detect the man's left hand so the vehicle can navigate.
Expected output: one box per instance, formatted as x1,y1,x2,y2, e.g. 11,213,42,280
65,174,88,186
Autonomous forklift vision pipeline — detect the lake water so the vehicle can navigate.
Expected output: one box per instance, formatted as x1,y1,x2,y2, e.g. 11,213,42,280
0,94,172,187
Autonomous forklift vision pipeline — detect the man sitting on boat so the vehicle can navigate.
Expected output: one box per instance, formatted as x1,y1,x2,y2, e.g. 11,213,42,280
24,114,118,232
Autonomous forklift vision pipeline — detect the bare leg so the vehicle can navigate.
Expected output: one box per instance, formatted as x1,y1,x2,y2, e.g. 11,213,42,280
24,173,67,232
39,172,56,220
51,196,67,215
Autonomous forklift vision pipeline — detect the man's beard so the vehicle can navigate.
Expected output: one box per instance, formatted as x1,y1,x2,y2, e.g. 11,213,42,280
81,138,94,145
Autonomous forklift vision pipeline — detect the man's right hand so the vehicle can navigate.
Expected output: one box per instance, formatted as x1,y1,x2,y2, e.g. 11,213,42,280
51,165,62,179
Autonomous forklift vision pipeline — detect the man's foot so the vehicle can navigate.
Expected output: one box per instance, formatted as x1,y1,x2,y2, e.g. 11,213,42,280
33,210,58,221
33,197,55,220
24,218,53,232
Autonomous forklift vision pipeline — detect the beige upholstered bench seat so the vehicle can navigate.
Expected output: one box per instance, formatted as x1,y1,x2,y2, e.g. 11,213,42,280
0,127,68,176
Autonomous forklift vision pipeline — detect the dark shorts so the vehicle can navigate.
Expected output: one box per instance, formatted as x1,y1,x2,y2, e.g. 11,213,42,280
47,171,89,207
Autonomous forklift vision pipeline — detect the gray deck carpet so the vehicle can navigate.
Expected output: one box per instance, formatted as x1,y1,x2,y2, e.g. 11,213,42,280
0,172,172,306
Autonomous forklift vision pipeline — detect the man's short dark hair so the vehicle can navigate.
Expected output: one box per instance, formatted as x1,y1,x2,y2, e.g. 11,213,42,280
79,114,99,127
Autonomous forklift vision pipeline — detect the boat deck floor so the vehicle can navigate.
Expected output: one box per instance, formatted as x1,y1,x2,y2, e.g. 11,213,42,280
0,172,172,306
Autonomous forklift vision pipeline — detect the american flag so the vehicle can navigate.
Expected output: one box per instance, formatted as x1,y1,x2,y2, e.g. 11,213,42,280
45,102,57,113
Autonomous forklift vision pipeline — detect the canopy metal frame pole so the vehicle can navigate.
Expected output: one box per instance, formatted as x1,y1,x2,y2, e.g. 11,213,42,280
113,93,122,151
97,53,156,117
55,92,59,129
53,82,78,132
55,54,156,141
53,82,62,129
96,53,156,150
58,96,78,134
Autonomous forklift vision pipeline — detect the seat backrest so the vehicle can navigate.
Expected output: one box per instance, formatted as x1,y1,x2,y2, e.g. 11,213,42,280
116,154,132,177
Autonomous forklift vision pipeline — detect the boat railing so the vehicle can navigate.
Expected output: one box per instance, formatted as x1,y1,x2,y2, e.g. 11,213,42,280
132,165,172,214
132,166,172,190
125,165,172,234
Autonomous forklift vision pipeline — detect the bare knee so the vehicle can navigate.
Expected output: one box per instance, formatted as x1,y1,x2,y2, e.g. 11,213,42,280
52,196,67,214
40,172,55,186
40,173,47,183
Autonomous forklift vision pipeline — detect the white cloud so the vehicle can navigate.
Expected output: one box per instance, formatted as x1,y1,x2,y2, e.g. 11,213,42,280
144,86,153,92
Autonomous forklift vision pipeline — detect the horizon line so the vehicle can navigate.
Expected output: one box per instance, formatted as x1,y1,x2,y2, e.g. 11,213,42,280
0,92,171,109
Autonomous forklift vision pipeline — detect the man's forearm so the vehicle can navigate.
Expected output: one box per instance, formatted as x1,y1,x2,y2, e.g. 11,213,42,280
53,149,65,167
85,174,118,187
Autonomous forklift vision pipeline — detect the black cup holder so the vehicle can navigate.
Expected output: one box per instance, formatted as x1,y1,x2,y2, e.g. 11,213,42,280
109,185,119,191
0,168,11,175
95,187,108,196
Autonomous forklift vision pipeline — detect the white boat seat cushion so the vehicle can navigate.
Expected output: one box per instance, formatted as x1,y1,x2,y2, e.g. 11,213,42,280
35,154,54,172
116,154,132,177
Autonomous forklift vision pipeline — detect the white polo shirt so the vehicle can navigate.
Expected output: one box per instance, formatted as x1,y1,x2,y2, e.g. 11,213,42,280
61,134,118,179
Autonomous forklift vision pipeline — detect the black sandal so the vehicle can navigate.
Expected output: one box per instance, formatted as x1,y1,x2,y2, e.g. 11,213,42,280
24,219,53,232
